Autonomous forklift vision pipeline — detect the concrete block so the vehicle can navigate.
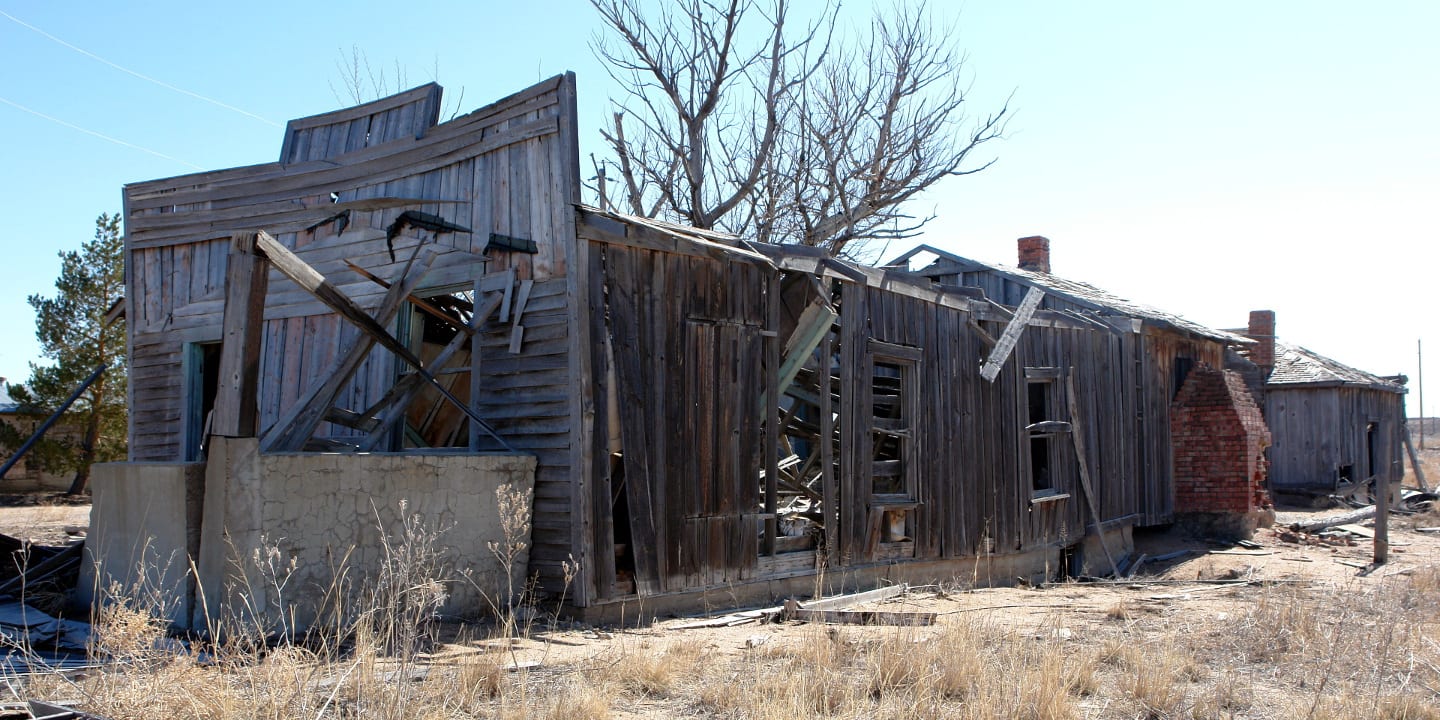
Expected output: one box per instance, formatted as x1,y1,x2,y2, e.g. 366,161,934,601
81,461,204,627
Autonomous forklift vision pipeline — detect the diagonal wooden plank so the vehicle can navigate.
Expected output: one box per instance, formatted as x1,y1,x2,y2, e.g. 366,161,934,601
979,286,1044,382
357,292,503,451
211,231,270,438
259,240,439,451
254,230,424,363
1066,367,1121,577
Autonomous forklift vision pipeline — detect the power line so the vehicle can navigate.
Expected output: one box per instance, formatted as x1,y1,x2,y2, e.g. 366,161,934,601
0,95,204,170
0,8,283,128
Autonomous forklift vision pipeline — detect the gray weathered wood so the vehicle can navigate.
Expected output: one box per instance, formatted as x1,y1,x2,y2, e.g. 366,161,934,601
259,241,438,451
980,285,1044,382
1066,368,1121,577
1403,424,1429,491
212,232,270,437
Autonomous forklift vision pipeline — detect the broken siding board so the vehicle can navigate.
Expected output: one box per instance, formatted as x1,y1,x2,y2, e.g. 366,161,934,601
979,286,1044,382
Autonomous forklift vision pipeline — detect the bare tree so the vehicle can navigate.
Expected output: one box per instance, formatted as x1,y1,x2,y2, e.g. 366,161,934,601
591,0,1008,259
329,47,466,121
591,0,829,226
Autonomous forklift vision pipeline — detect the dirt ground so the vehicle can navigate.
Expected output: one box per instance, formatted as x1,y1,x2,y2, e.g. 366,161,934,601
0,493,90,546
487,500,1440,659
6,483,1440,718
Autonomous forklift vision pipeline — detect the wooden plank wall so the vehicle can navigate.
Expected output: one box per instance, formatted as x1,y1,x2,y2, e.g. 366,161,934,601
838,287,1137,563
279,84,443,165
1267,386,1406,492
579,243,1204,601
123,75,573,463
475,276,575,593
589,241,771,595
122,77,582,591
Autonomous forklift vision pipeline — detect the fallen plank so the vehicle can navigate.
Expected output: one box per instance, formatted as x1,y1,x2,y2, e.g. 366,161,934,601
784,603,936,627
979,286,1044,382
1291,506,1377,533
1148,549,1193,562
1333,523,1374,539
1209,549,1278,556
798,584,908,612
1124,553,1148,578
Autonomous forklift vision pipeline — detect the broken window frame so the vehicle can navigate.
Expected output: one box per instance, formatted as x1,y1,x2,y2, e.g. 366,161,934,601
389,283,478,451
1024,366,1071,502
866,340,921,506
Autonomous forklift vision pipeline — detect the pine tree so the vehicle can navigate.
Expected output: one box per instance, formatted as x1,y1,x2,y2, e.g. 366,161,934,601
0,213,127,494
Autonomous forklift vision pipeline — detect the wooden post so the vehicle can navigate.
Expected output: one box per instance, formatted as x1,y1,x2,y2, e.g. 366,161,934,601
1374,470,1389,565
1403,424,1429,491
212,232,269,438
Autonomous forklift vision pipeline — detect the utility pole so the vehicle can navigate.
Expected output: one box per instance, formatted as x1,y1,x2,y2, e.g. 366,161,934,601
1420,339,1425,450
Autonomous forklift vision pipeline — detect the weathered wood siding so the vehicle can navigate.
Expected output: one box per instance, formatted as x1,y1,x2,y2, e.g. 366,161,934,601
122,76,583,593
279,84,443,165
933,265,1226,526
1267,386,1405,492
582,245,1157,600
588,241,772,594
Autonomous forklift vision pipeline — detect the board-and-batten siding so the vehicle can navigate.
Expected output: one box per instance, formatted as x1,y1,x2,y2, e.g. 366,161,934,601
122,76,582,593
1267,386,1404,493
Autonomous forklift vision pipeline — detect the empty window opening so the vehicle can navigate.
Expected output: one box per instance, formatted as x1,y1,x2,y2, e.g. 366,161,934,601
1027,379,1054,493
866,341,921,503
871,360,908,496
395,288,476,449
1366,422,1379,483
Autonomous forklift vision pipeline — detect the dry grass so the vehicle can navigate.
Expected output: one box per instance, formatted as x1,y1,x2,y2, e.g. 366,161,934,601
16,567,1440,720
11,495,1440,719
1402,445,1440,491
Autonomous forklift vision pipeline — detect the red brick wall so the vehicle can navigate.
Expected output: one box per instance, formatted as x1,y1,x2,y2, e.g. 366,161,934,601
1171,365,1272,514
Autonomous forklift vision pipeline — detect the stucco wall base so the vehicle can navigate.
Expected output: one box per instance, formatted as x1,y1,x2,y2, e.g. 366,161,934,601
80,462,205,626
194,438,537,633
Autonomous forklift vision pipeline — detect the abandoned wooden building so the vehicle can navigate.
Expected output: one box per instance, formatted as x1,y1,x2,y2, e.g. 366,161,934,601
1231,311,1407,500
88,77,1274,626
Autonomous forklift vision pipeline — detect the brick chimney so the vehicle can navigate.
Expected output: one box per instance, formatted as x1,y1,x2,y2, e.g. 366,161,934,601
1017,236,1051,273
1247,310,1276,377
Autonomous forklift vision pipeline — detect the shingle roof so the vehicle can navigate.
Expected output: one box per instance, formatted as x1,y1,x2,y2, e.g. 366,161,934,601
989,262,1250,343
1267,342,1405,392
891,245,1249,344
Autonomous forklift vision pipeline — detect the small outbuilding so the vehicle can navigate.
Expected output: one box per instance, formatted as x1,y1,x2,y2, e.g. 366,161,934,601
1233,311,1407,500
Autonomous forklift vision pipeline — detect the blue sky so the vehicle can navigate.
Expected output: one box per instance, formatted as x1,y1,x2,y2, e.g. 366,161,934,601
1,1,1436,415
